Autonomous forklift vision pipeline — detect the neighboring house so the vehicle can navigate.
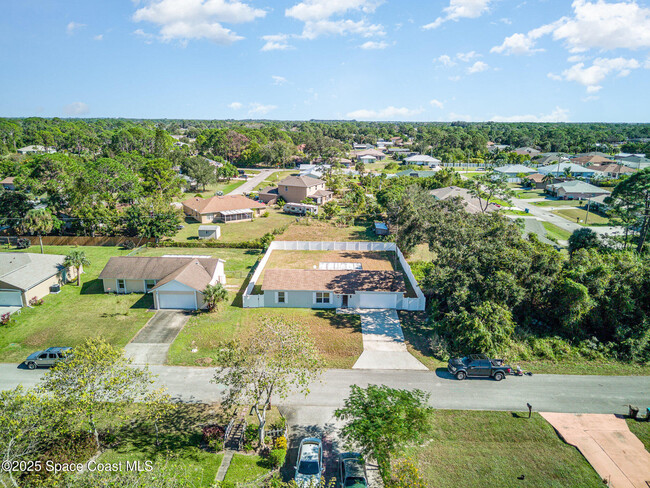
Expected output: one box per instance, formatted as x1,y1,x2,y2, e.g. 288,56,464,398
353,143,373,150
1,177,16,191
386,147,412,156
359,155,376,164
284,202,318,215
547,180,611,200
588,194,610,212
260,175,333,205
355,149,386,161
588,163,636,178
198,225,221,240
619,156,650,170
374,222,389,235
487,144,509,153
525,173,553,189
98,256,226,310
396,169,441,178
182,195,266,224
429,186,499,214
534,152,571,165
538,162,600,179
493,164,536,182
403,155,442,166
572,155,616,166
0,253,77,311
513,147,540,157
16,145,56,155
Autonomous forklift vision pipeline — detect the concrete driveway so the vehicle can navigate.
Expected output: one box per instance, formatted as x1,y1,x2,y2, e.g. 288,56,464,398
350,309,427,370
124,310,189,365
229,169,279,195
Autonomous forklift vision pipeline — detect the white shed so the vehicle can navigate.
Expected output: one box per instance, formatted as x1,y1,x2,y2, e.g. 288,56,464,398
198,225,221,240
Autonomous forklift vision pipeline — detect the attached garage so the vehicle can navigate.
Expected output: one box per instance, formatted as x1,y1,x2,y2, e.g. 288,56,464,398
156,291,197,310
358,293,397,309
0,290,23,307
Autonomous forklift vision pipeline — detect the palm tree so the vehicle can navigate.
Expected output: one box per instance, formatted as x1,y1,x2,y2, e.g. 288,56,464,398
203,283,228,311
20,209,55,254
562,167,573,179
63,250,90,286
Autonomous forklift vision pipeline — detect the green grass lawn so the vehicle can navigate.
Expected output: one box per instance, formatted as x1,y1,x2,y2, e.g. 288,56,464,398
533,199,584,207
168,305,363,368
0,245,154,363
552,208,612,225
627,418,650,452
172,207,294,243
253,170,298,191
404,411,602,488
181,180,246,200
223,454,272,485
514,189,545,199
542,221,572,241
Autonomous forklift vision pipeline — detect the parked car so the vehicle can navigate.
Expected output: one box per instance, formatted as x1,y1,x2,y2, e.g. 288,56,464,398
24,347,72,369
294,437,324,487
338,452,368,488
447,354,512,381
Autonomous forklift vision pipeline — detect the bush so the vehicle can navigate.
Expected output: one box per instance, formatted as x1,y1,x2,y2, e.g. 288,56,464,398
387,458,426,488
261,211,269,218
1,312,12,326
208,438,224,452
29,296,44,306
268,448,287,468
270,417,286,431
16,238,31,249
273,436,287,450
202,424,225,444
245,423,258,444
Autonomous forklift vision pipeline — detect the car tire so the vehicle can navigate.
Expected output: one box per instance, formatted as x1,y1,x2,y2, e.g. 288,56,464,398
27,362,36,370
455,371,467,380
494,371,505,381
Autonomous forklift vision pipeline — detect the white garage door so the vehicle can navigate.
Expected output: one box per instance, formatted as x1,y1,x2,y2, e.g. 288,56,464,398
358,293,396,309
0,290,23,307
157,292,196,310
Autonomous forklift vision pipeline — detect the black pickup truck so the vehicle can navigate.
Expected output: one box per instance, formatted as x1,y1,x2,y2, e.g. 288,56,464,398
447,354,512,381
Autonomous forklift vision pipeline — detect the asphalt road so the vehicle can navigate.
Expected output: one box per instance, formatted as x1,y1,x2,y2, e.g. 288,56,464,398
2,365,648,415
229,168,279,195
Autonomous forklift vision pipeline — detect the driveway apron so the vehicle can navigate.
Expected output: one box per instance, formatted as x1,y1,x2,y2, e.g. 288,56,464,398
124,310,189,365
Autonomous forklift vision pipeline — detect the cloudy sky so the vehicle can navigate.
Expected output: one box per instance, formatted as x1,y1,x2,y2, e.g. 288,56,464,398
1,0,649,122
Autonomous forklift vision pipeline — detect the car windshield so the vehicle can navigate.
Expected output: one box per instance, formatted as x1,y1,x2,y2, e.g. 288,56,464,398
345,478,367,487
298,461,320,475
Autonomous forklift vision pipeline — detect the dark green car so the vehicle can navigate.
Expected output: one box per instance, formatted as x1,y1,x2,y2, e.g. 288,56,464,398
338,452,368,488
24,347,72,369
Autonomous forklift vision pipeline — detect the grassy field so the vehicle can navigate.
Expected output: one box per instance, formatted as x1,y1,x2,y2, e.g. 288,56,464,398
180,180,246,200
277,219,379,241
406,244,435,262
514,189,545,199
172,207,294,243
168,305,363,369
404,411,602,488
542,221,572,241
627,418,650,452
0,246,154,363
223,454,272,485
532,199,584,207
552,208,612,225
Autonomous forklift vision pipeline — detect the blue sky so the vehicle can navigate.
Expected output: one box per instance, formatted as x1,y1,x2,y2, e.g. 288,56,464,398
1,0,649,122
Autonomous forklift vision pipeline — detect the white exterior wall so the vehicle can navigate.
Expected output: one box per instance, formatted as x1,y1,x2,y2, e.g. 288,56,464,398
263,290,340,308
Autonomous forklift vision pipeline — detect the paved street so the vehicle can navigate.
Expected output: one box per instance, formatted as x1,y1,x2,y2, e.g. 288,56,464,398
229,168,279,195
2,364,648,415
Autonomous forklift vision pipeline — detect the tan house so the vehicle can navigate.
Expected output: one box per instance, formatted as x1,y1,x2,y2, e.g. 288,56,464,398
99,256,226,310
259,175,333,205
182,195,266,224
547,181,611,200
1,177,16,191
0,253,78,311
429,186,499,214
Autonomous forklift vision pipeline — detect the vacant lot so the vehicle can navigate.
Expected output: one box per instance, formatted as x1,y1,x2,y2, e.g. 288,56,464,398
172,207,294,243
403,411,602,488
0,246,154,363
277,220,379,241
168,305,363,369
552,208,612,225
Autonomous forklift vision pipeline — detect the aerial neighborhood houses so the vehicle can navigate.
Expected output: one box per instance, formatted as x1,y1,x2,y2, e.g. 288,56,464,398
16,145,56,155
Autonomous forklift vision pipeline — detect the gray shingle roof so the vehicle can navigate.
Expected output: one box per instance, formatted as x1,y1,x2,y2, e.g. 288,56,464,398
0,253,66,291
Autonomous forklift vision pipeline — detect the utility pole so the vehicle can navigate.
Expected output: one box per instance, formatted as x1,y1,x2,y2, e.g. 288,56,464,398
585,197,591,225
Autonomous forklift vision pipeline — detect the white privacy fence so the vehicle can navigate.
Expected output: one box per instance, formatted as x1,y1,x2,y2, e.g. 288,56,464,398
242,241,426,310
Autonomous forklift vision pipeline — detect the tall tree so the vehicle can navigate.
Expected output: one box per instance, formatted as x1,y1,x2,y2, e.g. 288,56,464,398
467,170,513,213
63,250,90,286
612,168,650,253
0,191,33,232
20,208,56,253
182,156,216,191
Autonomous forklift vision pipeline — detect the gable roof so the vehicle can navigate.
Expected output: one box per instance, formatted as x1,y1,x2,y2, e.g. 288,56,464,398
493,164,536,174
538,162,599,174
572,155,616,165
526,173,546,182
262,269,406,294
588,163,635,174
182,194,265,215
429,186,498,214
278,175,325,188
548,180,610,194
99,256,222,292
0,253,65,291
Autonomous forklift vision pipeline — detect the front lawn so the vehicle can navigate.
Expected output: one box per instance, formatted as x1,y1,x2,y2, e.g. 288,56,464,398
172,207,294,243
542,221,572,241
223,454,272,485
552,208,612,225
403,410,602,488
168,305,363,369
514,189,545,199
532,199,585,207
627,418,650,452
0,246,154,363
277,219,379,242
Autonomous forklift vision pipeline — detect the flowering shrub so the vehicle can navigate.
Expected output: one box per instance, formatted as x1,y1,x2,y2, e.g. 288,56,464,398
1,313,12,326
202,424,225,444
387,459,427,488
29,296,44,306
273,436,287,450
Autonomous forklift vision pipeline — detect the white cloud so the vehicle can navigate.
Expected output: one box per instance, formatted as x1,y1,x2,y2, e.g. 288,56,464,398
430,99,444,109
248,103,277,115
134,28,156,44
456,50,479,62
285,0,382,22
436,54,456,67
346,106,425,120
132,0,266,44
228,102,243,109
272,75,287,85
423,0,492,29
93,34,104,41
301,19,384,39
360,40,388,49
491,33,541,55
261,34,293,51
490,106,569,122
66,22,86,35
467,60,488,73
552,57,640,91
567,54,585,62
63,102,90,116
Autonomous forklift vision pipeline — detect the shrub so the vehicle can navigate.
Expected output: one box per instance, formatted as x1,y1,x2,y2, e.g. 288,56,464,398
387,458,426,488
268,449,287,468
270,417,286,431
29,296,44,306
16,238,31,249
208,438,224,452
202,424,225,444
273,436,287,450
261,211,269,218
244,423,258,444
1,312,12,326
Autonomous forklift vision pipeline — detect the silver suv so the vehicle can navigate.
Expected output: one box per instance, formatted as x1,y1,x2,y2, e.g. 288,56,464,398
24,347,72,369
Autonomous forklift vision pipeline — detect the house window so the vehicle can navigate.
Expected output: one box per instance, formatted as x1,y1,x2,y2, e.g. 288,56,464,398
117,279,125,291
145,280,156,292
284,186,288,191
277,291,286,303
315,292,330,304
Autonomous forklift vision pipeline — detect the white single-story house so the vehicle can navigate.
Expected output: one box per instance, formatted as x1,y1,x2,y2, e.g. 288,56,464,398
0,253,77,312
198,225,221,240
359,155,376,164
99,256,226,310
492,164,536,183
538,163,600,179
16,145,56,155
404,155,441,166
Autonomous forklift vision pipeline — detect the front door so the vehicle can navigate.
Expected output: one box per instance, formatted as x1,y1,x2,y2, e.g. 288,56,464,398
342,295,349,308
